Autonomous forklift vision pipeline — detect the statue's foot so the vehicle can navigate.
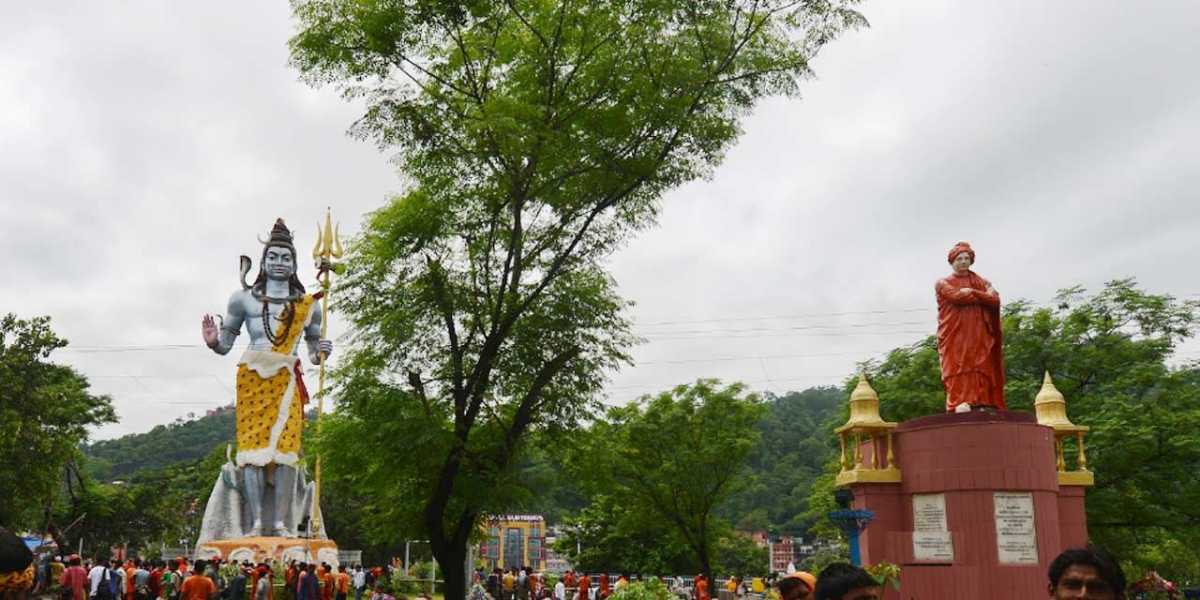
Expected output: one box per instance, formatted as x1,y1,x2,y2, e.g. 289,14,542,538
250,521,265,537
273,522,292,538
954,403,971,414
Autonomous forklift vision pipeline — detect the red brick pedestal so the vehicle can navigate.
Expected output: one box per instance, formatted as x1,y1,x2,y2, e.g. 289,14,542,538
848,412,1090,600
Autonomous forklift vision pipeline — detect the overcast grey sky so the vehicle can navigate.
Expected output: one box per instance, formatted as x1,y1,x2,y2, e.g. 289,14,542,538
3,2,1198,440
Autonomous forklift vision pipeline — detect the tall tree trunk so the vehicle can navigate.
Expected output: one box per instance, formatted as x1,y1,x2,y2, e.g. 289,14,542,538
433,544,467,600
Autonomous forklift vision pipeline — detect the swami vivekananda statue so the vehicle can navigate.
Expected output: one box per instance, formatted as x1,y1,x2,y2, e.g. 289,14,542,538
935,241,1006,413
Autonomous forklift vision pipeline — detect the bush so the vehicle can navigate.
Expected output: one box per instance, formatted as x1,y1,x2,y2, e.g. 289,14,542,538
608,580,672,600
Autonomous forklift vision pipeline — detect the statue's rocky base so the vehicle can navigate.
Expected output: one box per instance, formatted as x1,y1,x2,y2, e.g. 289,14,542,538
196,456,327,548
194,536,339,566
846,412,1090,600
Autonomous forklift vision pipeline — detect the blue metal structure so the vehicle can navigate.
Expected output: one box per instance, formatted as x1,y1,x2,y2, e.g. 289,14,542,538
828,508,875,566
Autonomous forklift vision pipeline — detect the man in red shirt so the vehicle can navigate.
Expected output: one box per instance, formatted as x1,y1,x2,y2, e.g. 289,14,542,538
576,574,590,600
694,575,708,600
149,561,163,600
59,555,89,600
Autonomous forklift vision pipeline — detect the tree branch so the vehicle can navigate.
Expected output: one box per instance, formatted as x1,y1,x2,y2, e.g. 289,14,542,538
407,370,434,418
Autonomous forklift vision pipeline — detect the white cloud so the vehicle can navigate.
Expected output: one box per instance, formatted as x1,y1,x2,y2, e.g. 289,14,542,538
1,1,1198,439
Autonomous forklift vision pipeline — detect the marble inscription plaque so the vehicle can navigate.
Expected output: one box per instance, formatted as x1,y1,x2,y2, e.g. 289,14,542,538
912,493,954,562
994,492,1038,565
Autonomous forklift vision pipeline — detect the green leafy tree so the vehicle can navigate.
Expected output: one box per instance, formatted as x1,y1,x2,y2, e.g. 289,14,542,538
289,1,864,598
53,444,225,557
714,533,769,578
555,494,695,575
805,280,1200,580
571,380,767,588
0,314,115,529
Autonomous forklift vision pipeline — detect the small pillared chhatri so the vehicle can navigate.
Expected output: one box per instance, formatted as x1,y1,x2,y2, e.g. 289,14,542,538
835,374,900,486
1034,371,1093,487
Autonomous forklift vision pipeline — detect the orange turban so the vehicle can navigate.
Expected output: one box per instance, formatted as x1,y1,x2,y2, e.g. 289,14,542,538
947,241,975,264
784,572,816,591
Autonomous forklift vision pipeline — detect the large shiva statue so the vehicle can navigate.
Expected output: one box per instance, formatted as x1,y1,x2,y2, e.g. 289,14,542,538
196,218,332,541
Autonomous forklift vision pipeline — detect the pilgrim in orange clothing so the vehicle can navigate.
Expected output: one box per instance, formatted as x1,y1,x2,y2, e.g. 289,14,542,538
125,563,137,600
694,576,709,600
935,242,1005,412
335,567,350,600
576,574,590,600
320,566,335,600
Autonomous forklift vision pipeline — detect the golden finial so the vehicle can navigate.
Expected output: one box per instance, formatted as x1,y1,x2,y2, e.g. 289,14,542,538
1034,371,1081,430
836,372,893,431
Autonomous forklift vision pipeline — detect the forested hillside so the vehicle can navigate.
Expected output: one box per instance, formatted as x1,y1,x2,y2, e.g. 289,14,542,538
83,407,236,481
720,386,843,535
82,386,845,537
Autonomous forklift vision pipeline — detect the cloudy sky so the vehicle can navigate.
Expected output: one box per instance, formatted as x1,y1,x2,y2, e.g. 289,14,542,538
3,2,1198,440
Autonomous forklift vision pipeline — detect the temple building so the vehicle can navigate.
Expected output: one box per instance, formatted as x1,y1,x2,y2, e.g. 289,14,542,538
479,514,547,571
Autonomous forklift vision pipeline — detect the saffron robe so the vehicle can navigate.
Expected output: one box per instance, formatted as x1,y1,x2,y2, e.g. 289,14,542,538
935,271,1005,411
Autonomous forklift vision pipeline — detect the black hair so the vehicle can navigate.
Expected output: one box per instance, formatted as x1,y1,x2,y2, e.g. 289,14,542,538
814,563,877,600
1048,547,1126,599
777,578,808,599
0,527,33,573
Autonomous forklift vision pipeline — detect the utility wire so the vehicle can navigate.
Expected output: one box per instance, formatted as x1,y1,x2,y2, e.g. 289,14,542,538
634,307,933,327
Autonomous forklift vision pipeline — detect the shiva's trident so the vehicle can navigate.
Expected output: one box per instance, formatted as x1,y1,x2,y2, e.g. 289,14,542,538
310,208,343,536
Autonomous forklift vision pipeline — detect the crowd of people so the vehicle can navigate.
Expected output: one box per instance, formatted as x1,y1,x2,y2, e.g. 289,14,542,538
470,568,659,600
19,553,399,600
462,546,1132,600
0,524,1138,600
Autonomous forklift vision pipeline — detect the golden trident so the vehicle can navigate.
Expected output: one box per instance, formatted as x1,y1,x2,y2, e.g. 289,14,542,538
309,208,343,536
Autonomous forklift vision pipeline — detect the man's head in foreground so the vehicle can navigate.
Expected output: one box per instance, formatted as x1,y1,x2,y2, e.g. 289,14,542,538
1048,547,1125,600
814,564,879,600
778,572,816,600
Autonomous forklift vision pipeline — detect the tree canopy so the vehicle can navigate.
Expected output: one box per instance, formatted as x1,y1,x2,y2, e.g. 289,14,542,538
0,314,115,529
289,1,864,597
567,380,767,584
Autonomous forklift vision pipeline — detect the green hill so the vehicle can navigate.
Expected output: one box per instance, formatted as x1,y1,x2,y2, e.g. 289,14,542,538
83,407,237,482
720,386,844,535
